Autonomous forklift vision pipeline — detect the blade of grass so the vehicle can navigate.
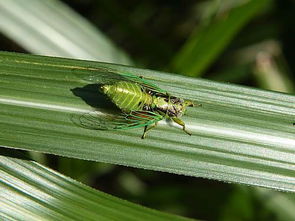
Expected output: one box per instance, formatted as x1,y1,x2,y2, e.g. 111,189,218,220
171,0,271,77
0,150,190,221
253,43,295,93
0,0,131,65
0,51,295,192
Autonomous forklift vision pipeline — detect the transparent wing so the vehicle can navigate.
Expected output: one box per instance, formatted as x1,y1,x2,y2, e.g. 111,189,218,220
79,67,166,94
78,110,163,130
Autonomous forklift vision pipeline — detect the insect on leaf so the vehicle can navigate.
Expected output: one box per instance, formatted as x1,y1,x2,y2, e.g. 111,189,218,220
72,67,194,138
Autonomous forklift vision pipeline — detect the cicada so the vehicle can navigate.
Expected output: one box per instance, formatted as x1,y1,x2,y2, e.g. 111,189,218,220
78,68,200,139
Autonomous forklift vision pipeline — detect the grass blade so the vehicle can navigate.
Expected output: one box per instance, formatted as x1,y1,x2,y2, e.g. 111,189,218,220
0,150,190,221
0,51,295,192
0,0,131,64
171,0,270,76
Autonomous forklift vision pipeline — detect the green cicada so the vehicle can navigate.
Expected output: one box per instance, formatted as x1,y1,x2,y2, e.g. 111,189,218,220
78,68,200,139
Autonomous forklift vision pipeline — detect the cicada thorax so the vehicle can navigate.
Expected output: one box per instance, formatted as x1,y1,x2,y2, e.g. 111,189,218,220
153,96,194,118
100,81,152,113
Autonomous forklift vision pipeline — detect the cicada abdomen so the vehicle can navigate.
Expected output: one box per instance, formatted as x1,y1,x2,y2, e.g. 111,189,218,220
100,81,152,113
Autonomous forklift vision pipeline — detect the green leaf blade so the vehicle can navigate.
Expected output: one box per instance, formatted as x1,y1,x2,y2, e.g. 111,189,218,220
0,153,190,221
0,0,132,65
0,51,295,192
171,0,271,76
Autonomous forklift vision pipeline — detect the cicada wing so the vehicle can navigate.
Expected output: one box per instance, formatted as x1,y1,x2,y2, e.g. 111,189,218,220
78,111,123,130
78,110,163,131
118,72,167,94
80,67,166,94
82,68,127,85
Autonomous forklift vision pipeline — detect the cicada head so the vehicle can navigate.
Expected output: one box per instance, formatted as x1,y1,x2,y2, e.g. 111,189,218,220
179,99,202,116
178,99,194,116
168,98,195,117
183,100,194,108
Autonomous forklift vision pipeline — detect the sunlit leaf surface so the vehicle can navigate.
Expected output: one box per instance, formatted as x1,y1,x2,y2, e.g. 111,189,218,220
0,51,295,192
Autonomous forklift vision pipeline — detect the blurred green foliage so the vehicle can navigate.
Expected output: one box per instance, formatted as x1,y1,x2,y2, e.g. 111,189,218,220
1,0,294,220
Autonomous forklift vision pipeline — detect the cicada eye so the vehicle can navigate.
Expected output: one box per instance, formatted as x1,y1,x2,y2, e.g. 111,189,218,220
184,100,194,107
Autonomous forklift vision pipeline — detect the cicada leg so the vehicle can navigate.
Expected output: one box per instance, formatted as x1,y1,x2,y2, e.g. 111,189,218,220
141,122,158,139
172,117,192,136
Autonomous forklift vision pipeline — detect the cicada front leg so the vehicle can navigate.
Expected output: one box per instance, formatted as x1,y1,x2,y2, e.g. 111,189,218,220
172,117,192,136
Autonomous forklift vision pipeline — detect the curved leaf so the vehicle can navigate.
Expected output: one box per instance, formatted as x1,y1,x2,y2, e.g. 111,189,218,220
0,151,190,221
0,0,131,64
